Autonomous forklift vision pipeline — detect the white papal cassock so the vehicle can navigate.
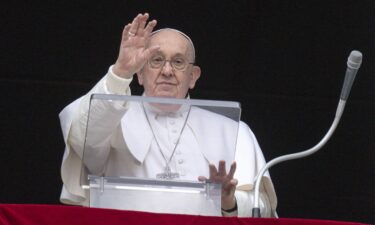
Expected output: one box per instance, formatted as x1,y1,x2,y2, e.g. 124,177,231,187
59,66,278,217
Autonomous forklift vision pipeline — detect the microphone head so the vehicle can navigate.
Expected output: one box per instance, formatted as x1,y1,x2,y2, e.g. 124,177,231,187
347,50,363,69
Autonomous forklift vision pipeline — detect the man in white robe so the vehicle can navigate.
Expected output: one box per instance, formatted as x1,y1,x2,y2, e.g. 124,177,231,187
59,13,277,217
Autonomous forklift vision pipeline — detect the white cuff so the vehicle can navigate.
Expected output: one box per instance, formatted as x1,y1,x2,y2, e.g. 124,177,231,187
105,65,133,94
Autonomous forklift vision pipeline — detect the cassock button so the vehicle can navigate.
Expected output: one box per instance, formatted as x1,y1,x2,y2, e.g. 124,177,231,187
178,159,184,164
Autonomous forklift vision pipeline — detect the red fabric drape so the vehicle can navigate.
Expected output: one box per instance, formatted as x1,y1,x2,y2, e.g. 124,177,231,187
0,204,369,225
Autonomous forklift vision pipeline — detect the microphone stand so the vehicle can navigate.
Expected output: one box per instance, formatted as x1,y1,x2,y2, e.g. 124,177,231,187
251,50,362,217
252,99,345,217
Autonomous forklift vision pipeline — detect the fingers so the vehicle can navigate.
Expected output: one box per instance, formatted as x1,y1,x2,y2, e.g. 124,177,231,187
227,161,236,179
144,19,157,36
138,13,149,32
209,161,236,178
209,163,218,179
203,161,238,199
223,178,238,196
128,14,141,37
122,23,132,41
218,160,236,176
218,160,226,176
141,45,160,61
135,13,150,36
226,178,238,190
126,13,157,38
198,176,208,182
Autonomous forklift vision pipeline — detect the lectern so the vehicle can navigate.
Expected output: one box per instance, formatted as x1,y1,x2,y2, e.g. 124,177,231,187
81,94,241,216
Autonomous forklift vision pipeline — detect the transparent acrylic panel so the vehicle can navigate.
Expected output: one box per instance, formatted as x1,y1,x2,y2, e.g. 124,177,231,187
88,175,222,216
81,94,241,215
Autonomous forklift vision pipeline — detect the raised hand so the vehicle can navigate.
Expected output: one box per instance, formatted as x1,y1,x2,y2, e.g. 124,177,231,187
113,13,160,78
198,160,238,211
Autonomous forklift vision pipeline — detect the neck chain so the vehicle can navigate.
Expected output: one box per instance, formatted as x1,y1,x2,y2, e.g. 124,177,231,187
141,103,191,180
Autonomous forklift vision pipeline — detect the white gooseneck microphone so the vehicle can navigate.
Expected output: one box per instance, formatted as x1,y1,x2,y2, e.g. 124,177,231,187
251,50,363,217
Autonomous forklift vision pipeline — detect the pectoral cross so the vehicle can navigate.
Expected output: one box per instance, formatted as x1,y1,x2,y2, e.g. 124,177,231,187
156,165,179,180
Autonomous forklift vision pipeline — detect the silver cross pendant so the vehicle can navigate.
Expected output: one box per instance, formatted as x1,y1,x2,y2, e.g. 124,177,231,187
156,165,179,180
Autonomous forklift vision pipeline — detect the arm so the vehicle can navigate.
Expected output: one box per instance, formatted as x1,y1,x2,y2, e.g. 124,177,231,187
234,121,278,217
67,13,159,174
67,69,132,174
198,161,238,215
60,13,160,203
198,122,277,217
235,187,274,217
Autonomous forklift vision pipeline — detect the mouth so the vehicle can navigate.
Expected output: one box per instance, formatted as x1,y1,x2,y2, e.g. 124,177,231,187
157,82,176,86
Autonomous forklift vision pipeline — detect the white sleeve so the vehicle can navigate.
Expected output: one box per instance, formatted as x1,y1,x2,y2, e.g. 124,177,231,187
59,66,133,205
222,188,274,217
234,121,278,217
235,187,274,217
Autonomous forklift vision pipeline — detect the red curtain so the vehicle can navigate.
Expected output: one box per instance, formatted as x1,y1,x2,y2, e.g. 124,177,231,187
0,204,369,225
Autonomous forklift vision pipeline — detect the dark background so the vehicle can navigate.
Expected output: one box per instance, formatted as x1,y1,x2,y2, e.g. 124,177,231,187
0,0,374,223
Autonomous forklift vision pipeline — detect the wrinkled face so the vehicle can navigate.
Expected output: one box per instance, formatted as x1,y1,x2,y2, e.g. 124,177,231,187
137,30,201,99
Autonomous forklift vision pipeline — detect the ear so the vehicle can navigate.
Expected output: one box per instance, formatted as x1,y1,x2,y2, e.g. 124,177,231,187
189,65,201,89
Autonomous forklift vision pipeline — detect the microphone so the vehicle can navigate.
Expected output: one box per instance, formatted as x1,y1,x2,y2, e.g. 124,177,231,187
251,50,363,218
340,50,362,101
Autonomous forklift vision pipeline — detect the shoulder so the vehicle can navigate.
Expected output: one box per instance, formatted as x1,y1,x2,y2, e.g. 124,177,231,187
238,120,256,139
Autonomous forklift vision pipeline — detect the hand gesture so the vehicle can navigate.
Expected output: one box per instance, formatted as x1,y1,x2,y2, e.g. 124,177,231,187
113,13,160,78
198,160,238,211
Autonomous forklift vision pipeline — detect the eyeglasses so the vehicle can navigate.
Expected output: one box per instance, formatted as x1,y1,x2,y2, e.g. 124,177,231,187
148,55,194,71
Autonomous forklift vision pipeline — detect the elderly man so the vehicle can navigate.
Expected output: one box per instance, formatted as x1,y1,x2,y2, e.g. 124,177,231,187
59,13,277,217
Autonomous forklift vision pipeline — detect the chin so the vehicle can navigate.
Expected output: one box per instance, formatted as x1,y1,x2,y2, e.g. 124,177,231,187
153,91,178,98
157,93,178,98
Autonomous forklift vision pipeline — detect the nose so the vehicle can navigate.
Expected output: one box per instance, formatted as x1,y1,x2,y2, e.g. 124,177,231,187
161,60,174,76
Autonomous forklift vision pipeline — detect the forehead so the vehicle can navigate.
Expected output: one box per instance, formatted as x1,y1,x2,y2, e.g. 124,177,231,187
149,30,190,57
